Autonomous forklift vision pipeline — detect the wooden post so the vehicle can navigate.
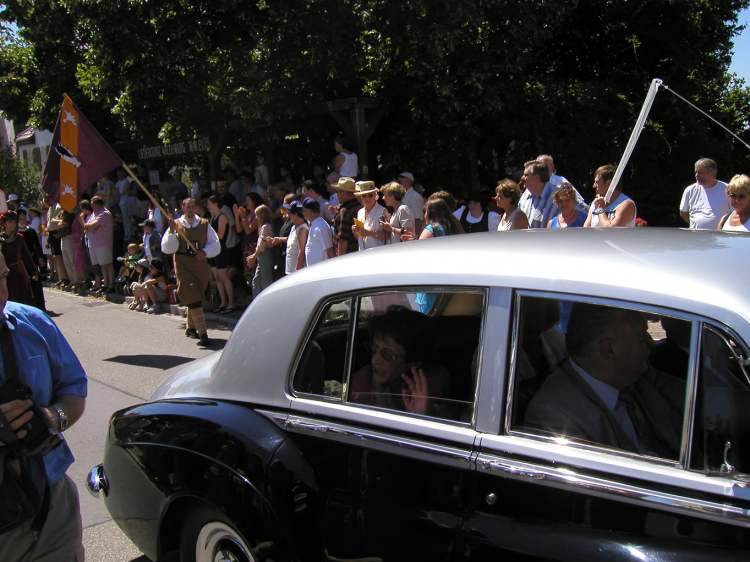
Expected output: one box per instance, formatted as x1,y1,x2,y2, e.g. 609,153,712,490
121,162,197,252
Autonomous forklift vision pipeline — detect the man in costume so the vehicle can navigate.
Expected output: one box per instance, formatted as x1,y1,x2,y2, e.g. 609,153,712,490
161,198,220,346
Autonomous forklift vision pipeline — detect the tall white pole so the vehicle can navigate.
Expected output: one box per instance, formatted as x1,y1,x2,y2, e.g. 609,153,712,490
606,78,662,203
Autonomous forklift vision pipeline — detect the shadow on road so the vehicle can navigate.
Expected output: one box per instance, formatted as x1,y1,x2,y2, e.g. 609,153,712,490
104,354,196,370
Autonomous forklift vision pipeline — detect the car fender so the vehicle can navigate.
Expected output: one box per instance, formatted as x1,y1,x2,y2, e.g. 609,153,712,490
103,399,321,561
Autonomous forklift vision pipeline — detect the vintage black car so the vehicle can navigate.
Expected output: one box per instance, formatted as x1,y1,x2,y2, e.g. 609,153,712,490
89,229,750,561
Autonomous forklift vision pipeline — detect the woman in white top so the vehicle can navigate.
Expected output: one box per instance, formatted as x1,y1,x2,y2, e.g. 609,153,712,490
352,181,386,250
334,136,359,179
495,179,529,231
584,164,637,228
269,200,309,274
379,182,415,243
718,174,750,232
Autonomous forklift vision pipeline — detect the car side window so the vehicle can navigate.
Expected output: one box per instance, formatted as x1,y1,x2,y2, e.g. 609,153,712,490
509,296,689,460
691,326,750,476
347,290,484,422
292,297,353,399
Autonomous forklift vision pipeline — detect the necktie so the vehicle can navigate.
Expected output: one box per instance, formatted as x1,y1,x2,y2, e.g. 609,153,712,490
618,388,671,457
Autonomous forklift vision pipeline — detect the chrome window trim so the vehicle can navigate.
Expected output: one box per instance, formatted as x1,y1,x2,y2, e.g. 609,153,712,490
502,289,705,464
475,451,750,528
289,285,488,428
283,411,477,470
288,294,354,402
474,287,513,434
680,321,702,468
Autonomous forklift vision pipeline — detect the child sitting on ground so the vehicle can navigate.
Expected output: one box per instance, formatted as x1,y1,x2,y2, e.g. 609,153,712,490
115,243,144,294
128,258,149,311
130,259,168,314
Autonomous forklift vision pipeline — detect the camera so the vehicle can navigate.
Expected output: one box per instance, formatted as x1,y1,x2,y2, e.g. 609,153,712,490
0,380,62,457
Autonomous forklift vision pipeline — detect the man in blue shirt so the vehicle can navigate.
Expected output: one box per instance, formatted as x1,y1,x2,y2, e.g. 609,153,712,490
0,251,88,561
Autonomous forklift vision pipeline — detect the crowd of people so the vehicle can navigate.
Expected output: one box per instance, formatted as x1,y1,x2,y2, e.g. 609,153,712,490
0,138,747,343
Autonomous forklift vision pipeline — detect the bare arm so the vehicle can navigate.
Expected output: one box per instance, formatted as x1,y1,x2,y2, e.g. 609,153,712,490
296,228,308,270
217,214,228,240
679,211,690,224
597,199,636,227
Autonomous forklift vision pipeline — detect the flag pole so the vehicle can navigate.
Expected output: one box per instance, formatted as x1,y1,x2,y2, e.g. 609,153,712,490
606,78,662,204
121,163,197,253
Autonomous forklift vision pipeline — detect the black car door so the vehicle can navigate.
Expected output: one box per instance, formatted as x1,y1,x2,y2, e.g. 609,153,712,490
288,288,487,561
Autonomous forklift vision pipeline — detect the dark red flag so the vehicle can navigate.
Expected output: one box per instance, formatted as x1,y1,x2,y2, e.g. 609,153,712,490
42,94,122,211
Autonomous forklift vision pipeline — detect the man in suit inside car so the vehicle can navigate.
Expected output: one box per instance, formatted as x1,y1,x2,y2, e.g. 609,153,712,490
524,303,685,459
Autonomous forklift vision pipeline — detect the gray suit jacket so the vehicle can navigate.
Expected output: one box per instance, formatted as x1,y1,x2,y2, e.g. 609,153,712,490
523,360,684,458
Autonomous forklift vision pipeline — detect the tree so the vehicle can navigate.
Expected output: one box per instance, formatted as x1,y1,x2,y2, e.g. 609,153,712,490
2,0,749,225
0,147,42,204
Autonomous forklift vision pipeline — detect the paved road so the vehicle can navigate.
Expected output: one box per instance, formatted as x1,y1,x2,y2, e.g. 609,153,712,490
45,290,232,561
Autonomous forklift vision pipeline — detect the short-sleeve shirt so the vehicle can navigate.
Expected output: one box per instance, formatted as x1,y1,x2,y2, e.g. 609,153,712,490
357,203,386,250
519,181,588,229
305,216,333,266
402,188,425,223
388,204,415,244
85,207,114,249
2,302,88,483
334,199,362,255
679,181,730,230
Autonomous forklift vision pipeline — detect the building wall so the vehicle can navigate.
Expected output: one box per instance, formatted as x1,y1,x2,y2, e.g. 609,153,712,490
0,119,16,153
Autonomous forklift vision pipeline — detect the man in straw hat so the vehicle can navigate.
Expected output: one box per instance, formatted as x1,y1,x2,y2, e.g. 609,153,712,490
332,177,362,256
352,180,386,251
161,197,220,347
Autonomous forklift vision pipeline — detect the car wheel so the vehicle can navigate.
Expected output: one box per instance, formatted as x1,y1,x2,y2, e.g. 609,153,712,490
179,506,256,562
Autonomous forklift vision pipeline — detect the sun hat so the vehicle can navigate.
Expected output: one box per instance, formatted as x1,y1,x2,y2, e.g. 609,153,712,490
353,181,378,197
333,177,356,193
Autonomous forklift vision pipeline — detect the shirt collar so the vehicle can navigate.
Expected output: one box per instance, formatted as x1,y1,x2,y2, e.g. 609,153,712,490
2,310,17,331
180,215,200,227
569,359,619,412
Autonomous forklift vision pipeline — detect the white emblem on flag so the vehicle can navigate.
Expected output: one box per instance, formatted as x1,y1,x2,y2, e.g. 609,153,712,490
54,145,82,168
62,184,75,196
63,110,78,127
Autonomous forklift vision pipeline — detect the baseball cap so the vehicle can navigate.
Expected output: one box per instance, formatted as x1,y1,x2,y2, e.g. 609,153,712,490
302,197,320,212
398,172,415,182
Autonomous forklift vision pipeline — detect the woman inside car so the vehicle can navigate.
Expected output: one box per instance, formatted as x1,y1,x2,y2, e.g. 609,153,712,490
349,306,454,418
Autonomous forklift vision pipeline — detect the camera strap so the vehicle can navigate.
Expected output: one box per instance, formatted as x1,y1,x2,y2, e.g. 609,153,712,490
0,321,22,389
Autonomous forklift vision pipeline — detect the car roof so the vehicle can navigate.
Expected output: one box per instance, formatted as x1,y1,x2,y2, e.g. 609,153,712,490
271,227,749,324
155,228,750,407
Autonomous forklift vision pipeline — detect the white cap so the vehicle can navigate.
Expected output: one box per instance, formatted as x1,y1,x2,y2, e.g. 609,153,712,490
398,172,415,182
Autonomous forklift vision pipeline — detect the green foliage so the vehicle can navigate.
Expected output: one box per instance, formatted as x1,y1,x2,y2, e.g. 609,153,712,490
1,0,750,224
0,148,43,205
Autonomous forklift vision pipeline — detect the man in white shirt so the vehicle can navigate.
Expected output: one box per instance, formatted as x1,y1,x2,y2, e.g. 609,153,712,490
303,198,334,266
679,158,729,229
161,198,221,346
302,180,333,223
398,172,424,233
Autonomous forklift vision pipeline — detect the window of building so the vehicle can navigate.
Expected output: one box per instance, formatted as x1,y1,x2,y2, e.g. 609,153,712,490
508,295,690,461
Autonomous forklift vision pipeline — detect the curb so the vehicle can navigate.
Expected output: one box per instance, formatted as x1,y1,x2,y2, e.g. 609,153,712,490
44,285,241,329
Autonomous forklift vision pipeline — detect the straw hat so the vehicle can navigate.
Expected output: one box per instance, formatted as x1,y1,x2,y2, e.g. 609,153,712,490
333,177,356,193
354,180,378,196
